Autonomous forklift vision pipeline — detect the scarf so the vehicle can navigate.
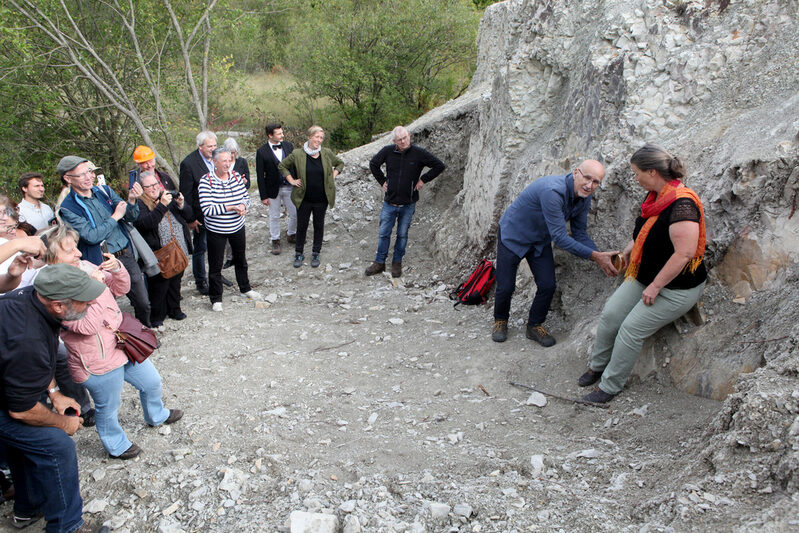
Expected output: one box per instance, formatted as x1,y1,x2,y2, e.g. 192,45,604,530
625,179,706,281
303,142,321,156
139,192,158,212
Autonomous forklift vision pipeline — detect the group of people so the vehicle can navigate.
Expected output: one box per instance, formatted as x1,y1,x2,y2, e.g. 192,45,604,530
491,144,706,404
0,122,706,531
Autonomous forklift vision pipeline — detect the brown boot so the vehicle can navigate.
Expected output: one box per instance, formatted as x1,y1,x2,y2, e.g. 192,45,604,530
364,262,385,276
391,262,402,278
287,233,296,244
271,239,281,255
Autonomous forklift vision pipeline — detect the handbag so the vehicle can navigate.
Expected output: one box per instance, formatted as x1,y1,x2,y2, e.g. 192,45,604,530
152,214,188,279
115,312,160,364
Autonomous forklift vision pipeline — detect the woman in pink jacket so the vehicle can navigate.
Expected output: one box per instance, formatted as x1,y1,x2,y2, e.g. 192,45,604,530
45,226,182,460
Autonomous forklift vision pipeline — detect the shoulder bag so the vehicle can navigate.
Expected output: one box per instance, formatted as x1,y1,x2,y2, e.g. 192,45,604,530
153,213,188,279
115,312,160,364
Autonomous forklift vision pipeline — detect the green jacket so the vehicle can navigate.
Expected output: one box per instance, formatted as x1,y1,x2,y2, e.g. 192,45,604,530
278,147,345,208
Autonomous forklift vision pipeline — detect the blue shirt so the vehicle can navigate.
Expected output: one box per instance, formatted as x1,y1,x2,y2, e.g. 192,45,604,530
499,173,597,259
59,186,139,259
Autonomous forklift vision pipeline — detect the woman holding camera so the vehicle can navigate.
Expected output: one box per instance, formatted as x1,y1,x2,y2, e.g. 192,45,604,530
134,171,193,326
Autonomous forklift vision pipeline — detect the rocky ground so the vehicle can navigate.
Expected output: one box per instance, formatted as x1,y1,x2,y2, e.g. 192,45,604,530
2,187,794,532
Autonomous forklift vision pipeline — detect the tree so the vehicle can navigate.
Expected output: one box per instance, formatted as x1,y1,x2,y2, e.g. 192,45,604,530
286,0,479,147
1,0,227,179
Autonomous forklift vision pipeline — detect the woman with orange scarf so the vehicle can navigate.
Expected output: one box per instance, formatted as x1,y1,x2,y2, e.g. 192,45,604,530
578,144,707,403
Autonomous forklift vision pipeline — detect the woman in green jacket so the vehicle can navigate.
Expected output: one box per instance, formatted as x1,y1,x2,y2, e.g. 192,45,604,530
279,125,344,268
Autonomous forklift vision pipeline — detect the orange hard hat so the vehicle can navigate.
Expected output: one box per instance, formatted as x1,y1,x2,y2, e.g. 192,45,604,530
132,145,155,163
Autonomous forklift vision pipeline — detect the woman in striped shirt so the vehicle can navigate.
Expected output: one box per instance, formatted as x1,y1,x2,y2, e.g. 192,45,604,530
198,147,261,311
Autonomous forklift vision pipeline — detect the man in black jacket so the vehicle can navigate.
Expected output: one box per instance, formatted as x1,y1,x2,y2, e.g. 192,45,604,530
0,264,108,532
365,126,446,278
179,131,217,295
256,123,296,255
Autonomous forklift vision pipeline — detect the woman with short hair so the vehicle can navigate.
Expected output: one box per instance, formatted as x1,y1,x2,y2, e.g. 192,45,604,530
579,144,707,403
278,125,344,268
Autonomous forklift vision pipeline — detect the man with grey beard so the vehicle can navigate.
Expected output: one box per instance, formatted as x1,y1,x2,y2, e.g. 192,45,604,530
0,264,109,532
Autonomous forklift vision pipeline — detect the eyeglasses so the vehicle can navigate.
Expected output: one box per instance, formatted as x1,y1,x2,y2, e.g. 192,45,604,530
576,168,601,187
142,183,160,189
64,170,95,179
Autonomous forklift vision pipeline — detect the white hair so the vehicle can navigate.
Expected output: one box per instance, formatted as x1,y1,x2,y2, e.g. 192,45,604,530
223,137,240,154
392,126,409,140
196,130,218,147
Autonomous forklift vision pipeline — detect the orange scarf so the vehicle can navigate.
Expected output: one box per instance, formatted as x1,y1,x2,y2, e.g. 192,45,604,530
625,180,706,281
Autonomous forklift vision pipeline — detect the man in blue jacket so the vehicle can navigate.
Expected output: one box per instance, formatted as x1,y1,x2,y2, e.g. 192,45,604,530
58,155,151,327
365,126,446,278
492,160,618,346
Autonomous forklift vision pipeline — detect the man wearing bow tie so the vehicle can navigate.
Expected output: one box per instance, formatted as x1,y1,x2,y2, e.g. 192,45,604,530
256,123,297,255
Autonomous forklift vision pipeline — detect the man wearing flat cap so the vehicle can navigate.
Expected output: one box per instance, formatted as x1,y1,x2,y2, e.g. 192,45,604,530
57,155,152,327
0,264,109,532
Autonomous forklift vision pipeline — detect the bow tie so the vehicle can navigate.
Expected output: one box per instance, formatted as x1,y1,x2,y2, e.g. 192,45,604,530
272,143,282,151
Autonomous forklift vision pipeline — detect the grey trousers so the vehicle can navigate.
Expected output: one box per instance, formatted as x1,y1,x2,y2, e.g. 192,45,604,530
589,279,705,395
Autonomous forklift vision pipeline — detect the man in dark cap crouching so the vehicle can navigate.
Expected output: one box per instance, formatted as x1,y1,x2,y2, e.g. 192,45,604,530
0,264,109,532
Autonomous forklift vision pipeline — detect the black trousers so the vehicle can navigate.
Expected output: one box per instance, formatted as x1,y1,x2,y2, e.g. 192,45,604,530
295,200,327,255
117,247,151,327
147,270,184,324
207,227,251,303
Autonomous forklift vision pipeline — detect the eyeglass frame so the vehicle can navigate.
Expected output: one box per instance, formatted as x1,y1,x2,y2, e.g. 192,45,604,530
575,167,602,187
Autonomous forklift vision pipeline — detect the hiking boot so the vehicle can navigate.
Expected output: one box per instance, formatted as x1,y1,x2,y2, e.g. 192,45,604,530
112,443,142,460
82,408,96,427
491,319,508,342
163,409,183,425
271,239,281,255
74,522,110,533
390,262,402,278
578,368,604,387
526,323,556,347
11,512,43,529
221,275,233,287
582,387,616,404
293,254,303,268
311,253,321,268
287,233,296,244
364,262,385,276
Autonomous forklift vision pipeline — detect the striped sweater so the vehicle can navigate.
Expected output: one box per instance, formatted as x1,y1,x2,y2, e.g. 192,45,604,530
197,171,251,234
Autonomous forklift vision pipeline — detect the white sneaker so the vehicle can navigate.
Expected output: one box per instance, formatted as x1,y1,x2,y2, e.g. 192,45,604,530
243,290,262,300
212,302,223,312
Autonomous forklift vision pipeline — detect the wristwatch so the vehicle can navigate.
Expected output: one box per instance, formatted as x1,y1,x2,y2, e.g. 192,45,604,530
48,386,60,395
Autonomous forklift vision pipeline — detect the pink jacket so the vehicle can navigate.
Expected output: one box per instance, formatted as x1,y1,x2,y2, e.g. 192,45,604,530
60,260,131,383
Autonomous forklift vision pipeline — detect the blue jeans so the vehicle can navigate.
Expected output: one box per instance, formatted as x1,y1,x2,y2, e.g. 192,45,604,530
192,225,207,284
83,359,169,457
493,229,556,325
375,201,416,264
0,411,84,532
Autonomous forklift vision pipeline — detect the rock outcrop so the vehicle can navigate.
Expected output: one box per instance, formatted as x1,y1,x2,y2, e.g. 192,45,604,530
336,0,799,524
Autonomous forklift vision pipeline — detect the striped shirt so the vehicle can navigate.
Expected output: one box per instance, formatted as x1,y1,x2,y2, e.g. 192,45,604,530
198,171,251,234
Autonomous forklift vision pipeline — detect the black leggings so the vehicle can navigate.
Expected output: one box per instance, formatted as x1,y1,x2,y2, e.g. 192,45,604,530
295,201,327,255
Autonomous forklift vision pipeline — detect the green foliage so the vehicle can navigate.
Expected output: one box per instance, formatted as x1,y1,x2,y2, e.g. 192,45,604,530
285,0,479,148
472,0,501,9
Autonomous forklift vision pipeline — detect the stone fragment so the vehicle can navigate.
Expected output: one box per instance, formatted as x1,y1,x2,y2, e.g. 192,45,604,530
339,499,357,513
161,500,181,516
92,468,106,482
266,293,279,303
157,518,186,533
633,404,649,417
388,318,405,325
265,406,288,417
453,503,473,517
342,515,361,533
576,448,600,458
367,412,378,425
429,502,451,521
218,467,247,499
84,499,107,514
525,392,547,407
530,454,545,477
289,511,338,533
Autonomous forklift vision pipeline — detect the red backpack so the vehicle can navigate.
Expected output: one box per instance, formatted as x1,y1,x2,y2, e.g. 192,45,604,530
450,259,496,307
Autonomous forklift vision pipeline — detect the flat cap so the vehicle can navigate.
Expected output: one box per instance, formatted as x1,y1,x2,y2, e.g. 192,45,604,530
57,156,88,178
34,264,105,302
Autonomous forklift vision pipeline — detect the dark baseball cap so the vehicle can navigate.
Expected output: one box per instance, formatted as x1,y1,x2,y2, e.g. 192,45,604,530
34,264,105,302
57,156,88,178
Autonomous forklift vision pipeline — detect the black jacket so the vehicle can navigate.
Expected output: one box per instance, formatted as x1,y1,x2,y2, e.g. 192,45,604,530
134,198,194,257
179,149,212,223
256,141,294,200
234,157,251,190
369,144,446,205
